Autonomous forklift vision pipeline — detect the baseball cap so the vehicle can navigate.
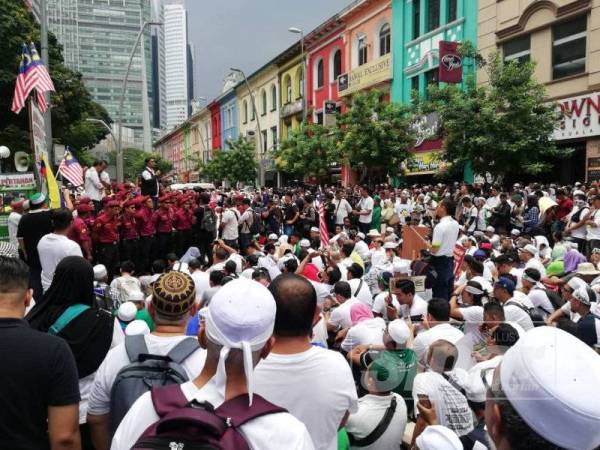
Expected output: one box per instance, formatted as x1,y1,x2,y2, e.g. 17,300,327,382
151,271,196,318
493,254,514,265
495,277,516,294
415,425,462,450
500,327,600,449
206,278,276,406
473,249,487,260
387,319,410,345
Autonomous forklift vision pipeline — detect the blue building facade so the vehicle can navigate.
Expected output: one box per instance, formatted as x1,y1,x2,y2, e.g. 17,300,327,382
219,90,239,149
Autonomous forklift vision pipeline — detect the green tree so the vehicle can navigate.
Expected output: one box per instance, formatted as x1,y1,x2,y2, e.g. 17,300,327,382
336,90,416,182
273,123,337,179
200,136,257,185
417,52,563,182
107,148,172,182
0,0,110,164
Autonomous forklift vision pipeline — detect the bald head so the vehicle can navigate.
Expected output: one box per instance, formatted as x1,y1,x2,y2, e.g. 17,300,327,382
268,274,317,337
427,339,459,373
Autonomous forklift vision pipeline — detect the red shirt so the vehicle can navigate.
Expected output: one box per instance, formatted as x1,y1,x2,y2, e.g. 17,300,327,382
121,213,138,240
68,216,91,245
556,197,573,220
134,206,156,237
156,208,174,233
94,212,121,244
174,207,193,231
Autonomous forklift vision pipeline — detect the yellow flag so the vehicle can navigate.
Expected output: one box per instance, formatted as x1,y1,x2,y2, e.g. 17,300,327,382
42,154,61,209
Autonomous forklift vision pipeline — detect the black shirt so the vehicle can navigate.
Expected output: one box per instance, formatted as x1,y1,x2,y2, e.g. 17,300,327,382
0,319,80,450
16,210,53,270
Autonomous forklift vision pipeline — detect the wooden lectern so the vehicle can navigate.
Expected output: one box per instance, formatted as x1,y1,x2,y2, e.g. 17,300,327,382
401,226,430,260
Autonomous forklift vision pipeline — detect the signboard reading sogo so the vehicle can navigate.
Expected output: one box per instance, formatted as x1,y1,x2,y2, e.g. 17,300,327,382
337,54,392,96
553,92,600,141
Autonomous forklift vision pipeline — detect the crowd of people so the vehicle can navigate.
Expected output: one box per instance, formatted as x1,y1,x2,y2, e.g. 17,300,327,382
2,173,600,450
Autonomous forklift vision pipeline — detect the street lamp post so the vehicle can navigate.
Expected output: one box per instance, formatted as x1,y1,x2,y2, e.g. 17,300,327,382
231,67,264,187
86,118,117,152
116,21,162,183
288,27,307,125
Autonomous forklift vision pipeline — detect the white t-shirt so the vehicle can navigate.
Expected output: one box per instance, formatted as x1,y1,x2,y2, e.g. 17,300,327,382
332,198,352,225
358,196,374,224
413,323,465,365
527,287,555,318
371,248,387,268
190,270,210,303
8,211,21,247
87,334,207,416
524,257,547,278
349,278,373,307
254,347,357,450
345,393,407,450
220,208,239,240
395,201,412,221
84,168,104,201
37,233,83,292
329,297,359,330
398,295,428,323
372,292,400,322
354,240,370,262
432,216,460,257
109,275,142,305
569,205,589,240
412,370,474,437
587,209,600,240
340,317,386,352
503,299,535,331
258,255,282,280
112,380,314,450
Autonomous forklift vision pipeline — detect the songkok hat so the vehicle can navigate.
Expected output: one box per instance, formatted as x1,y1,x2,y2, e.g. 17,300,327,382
151,271,196,317
205,278,276,406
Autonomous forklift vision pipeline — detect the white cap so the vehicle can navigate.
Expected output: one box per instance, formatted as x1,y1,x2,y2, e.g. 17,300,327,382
356,232,365,240
93,264,107,281
117,302,137,322
486,226,495,233
567,276,588,291
392,261,411,275
384,242,398,249
125,320,150,336
387,319,410,345
415,425,463,450
206,278,276,406
573,189,585,197
511,229,521,236
268,233,278,240
519,244,538,255
367,229,381,237
500,327,600,450
310,226,319,233
128,290,145,302
299,238,311,248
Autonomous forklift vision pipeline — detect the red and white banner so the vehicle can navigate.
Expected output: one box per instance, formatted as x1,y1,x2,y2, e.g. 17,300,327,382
453,244,467,278
439,41,462,84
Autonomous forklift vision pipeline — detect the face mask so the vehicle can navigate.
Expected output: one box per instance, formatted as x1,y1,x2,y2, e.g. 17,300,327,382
576,199,585,207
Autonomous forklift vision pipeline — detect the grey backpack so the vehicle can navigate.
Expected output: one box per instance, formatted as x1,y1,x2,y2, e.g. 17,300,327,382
109,334,199,435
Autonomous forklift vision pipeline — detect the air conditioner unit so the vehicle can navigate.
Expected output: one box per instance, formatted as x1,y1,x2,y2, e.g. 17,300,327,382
247,130,256,137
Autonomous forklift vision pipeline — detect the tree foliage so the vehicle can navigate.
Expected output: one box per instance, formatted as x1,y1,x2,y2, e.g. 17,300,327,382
273,123,337,179
416,52,563,182
107,148,172,183
200,136,257,185
0,0,111,165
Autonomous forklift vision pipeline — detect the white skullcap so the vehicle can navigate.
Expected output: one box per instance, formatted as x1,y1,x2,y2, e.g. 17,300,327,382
384,242,398,249
128,290,145,302
268,233,278,240
93,264,107,281
310,226,319,233
486,226,495,233
511,229,521,236
299,238,311,247
392,261,411,275
520,244,538,255
277,234,289,245
125,320,150,336
415,425,463,450
356,232,365,240
117,302,137,322
567,276,588,291
205,278,276,406
500,327,600,449
387,319,410,345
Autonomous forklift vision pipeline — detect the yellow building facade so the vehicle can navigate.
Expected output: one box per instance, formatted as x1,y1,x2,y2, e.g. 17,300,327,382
277,42,304,141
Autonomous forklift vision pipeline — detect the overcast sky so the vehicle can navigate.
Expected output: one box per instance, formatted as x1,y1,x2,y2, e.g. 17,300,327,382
186,0,354,100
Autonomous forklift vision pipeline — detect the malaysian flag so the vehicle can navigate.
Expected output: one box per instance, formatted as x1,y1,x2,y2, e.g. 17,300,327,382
316,191,330,248
58,149,84,186
29,42,55,112
11,44,34,114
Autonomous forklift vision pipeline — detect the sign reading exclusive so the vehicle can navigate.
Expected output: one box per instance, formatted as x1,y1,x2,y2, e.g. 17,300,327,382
338,54,392,96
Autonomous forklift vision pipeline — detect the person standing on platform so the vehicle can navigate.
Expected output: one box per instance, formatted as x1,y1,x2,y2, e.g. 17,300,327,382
354,187,374,235
140,157,160,209
85,160,107,214
429,198,459,301
94,201,122,280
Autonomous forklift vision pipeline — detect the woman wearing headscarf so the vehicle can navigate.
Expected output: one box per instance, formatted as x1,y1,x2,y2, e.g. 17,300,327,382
26,256,123,449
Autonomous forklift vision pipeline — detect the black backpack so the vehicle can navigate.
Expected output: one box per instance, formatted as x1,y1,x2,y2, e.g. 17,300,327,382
248,209,263,235
505,300,545,327
200,206,217,233
109,335,199,435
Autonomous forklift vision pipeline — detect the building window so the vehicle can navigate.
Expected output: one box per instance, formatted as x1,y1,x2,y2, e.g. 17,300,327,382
285,76,292,103
411,75,419,93
271,84,277,111
316,59,324,88
503,35,531,64
242,100,248,124
261,89,267,115
425,69,438,98
447,0,457,23
298,68,304,99
358,35,368,66
413,0,421,39
428,0,440,32
261,130,268,153
251,100,255,121
552,15,587,80
316,112,323,124
332,49,342,82
379,23,391,56
271,126,277,150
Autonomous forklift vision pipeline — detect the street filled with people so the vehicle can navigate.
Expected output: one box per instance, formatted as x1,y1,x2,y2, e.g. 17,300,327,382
2,170,600,450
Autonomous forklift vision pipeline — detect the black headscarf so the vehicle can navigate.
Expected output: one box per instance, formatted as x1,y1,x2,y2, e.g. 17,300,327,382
27,256,114,378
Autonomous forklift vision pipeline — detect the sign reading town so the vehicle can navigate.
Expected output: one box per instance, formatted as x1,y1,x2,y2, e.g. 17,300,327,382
338,54,392,96
553,92,600,140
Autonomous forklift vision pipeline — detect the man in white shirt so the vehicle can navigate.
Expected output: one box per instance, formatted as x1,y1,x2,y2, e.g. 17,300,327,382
521,268,555,320
87,271,205,450
84,160,107,212
394,279,429,334
429,198,460,300
188,258,210,303
111,278,314,450
219,200,239,246
353,187,374,234
493,277,534,331
347,263,373,307
332,190,352,226
37,209,83,292
254,274,358,450
395,190,413,223
327,281,359,331
586,194,600,255
518,244,546,278
413,298,465,366
354,232,370,263
7,199,23,248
